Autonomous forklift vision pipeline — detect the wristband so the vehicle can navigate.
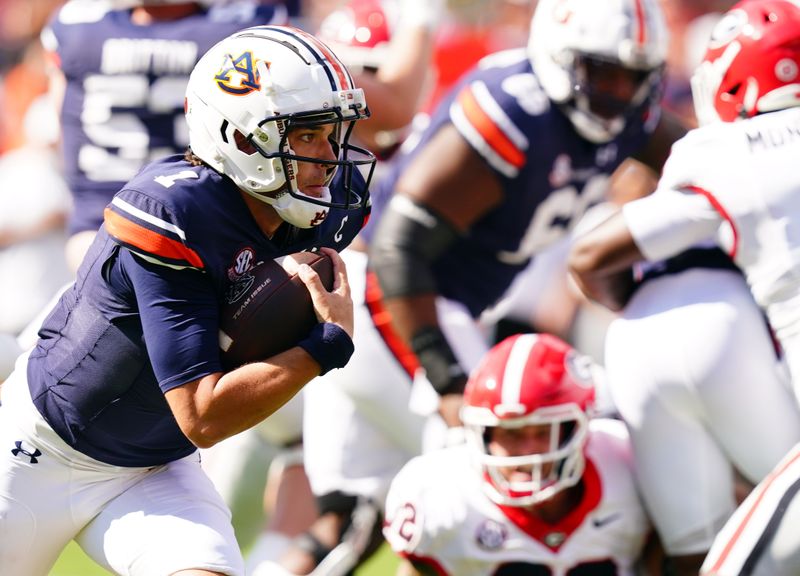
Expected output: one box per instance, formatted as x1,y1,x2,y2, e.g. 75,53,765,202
410,325,467,396
297,323,354,376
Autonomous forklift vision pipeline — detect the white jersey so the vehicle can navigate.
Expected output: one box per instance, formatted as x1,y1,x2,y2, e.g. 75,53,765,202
622,107,800,378
383,419,650,576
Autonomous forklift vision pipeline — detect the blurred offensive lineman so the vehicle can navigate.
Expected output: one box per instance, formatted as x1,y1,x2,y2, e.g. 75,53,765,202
244,0,462,573
567,1,800,574
0,26,374,576
383,333,654,575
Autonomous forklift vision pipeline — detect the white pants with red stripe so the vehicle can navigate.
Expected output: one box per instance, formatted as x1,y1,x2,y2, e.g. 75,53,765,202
702,442,800,576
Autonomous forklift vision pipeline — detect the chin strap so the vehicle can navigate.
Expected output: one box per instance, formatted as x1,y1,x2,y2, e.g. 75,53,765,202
270,187,332,229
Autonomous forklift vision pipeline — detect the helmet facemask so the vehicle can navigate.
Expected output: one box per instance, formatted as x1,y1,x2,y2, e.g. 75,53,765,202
466,404,589,507
567,53,664,142
244,108,376,228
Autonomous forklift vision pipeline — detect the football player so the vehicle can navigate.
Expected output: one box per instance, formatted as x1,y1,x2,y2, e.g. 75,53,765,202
40,0,289,273
568,1,800,574
383,333,655,575
0,26,375,576
38,0,313,558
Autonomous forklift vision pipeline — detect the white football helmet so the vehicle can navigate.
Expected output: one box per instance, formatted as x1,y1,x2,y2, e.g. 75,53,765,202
185,25,376,228
529,0,668,143
461,333,596,507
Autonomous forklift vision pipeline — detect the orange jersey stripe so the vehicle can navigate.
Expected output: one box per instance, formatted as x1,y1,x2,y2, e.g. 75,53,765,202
458,87,526,169
104,208,204,269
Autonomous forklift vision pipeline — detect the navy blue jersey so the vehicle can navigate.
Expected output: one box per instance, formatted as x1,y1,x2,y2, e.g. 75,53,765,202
26,156,368,467
42,0,287,235
369,49,657,317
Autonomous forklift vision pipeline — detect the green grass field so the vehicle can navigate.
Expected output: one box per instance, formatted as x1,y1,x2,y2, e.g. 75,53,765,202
50,540,399,575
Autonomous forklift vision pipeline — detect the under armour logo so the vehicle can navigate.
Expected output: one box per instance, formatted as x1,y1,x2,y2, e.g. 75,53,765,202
11,440,42,464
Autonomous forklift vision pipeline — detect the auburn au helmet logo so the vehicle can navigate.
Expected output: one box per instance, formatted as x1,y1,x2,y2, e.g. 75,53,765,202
215,51,268,95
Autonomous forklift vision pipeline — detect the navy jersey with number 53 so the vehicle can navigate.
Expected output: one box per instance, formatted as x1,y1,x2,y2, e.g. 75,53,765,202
41,0,288,235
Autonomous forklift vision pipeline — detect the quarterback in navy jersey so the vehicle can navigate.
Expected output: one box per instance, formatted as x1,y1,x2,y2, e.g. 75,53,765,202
41,0,289,271
0,26,374,576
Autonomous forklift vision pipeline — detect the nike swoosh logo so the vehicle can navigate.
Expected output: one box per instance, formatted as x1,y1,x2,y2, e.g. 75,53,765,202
592,513,621,528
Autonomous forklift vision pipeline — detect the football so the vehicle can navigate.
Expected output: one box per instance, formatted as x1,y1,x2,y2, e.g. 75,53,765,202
218,251,334,370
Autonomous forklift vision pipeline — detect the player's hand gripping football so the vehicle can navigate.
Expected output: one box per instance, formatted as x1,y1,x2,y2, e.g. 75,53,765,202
298,247,354,338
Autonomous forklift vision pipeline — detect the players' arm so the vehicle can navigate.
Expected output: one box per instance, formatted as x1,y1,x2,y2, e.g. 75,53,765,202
145,248,353,447
370,124,503,425
570,108,690,309
630,108,688,180
567,207,644,311
569,173,725,312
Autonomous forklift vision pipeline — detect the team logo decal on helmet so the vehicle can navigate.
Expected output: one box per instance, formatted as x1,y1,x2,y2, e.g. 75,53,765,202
215,52,265,95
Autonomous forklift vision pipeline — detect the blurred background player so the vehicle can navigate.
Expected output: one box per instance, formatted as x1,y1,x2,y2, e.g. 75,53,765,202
279,0,685,574
567,0,800,573
369,0,682,450
383,333,656,575
591,235,800,576
40,0,290,273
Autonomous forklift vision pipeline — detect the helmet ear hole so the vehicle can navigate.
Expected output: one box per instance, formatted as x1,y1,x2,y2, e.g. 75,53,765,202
233,130,258,155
